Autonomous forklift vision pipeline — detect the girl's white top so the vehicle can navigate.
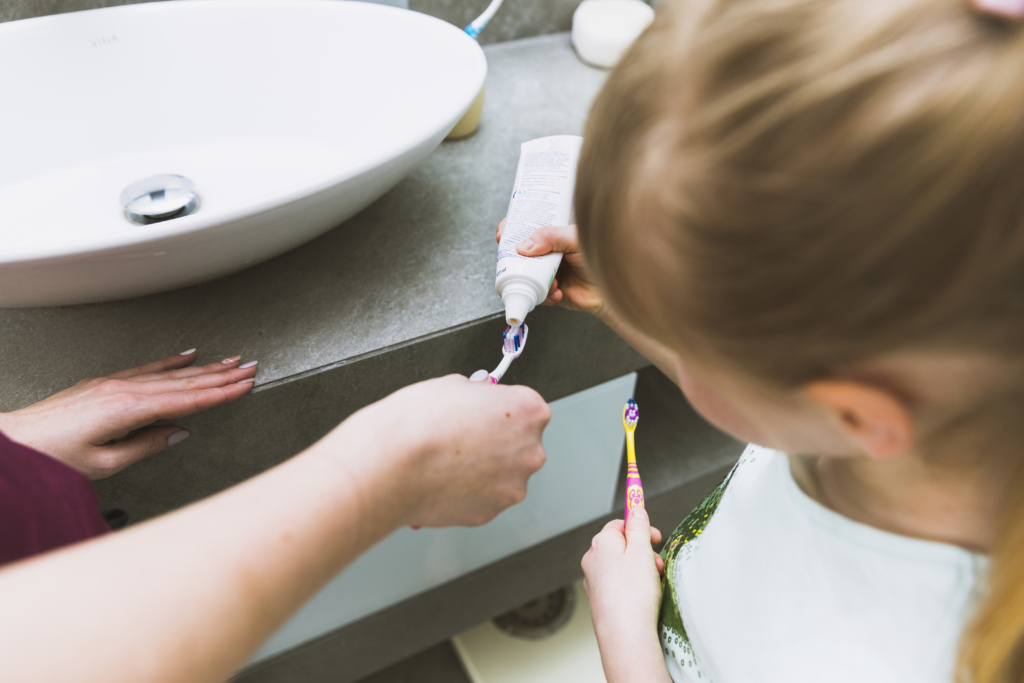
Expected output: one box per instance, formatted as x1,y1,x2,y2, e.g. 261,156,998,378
659,445,988,683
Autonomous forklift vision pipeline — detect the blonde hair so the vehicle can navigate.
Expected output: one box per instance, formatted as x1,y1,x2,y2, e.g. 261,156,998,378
576,0,1024,680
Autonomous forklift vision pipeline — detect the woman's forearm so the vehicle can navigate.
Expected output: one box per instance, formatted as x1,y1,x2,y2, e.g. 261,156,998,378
0,421,404,683
0,373,550,683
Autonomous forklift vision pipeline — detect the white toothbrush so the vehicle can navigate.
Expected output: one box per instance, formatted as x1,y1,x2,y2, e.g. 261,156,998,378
487,324,528,384
464,0,505,40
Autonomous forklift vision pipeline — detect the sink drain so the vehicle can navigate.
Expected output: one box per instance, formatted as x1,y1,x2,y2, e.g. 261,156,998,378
492,586,575,640
121,174,199,225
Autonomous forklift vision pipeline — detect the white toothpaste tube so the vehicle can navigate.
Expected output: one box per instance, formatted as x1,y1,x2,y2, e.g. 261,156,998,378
495,135,584,326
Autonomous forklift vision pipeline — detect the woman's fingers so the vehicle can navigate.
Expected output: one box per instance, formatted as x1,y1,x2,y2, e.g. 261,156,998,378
127,357,246,382
90,426,190,479
107,350,198,379
113,365,257,396
124,381,255,426
496,218,506,243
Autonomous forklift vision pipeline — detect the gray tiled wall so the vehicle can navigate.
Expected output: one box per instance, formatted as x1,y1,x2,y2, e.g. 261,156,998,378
1,0,585,45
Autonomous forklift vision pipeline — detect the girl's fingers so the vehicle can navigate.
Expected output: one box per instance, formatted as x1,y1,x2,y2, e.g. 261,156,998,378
517,224,579,257
602,519,626,535
126,380,255,426
651,526,663,545
120,365,257,395
107,351,197,379
655,552,665,575
496,218,506,243
90,426,189,479
127,357,244,382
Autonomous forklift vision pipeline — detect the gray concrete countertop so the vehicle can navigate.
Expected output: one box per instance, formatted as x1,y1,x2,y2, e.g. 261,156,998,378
0,32,605,410
2,33,648,524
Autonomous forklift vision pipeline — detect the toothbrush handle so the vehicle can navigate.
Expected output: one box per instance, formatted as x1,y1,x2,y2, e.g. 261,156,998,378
624,433,645,522
489,353,514,384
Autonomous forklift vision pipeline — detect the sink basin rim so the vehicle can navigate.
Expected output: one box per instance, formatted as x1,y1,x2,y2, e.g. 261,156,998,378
0,0,487,266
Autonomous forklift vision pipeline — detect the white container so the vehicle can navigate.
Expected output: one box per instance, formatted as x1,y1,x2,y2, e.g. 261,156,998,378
571,0,655,69
495,136,584,326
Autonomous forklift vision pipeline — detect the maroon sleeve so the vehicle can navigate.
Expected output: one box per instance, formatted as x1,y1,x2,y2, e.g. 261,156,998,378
0,431,109,567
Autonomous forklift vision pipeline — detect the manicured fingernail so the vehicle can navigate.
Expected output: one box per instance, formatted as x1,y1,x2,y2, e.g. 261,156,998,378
221,356,241,365
167,430,190,447
239,360,258,369
179,348,196,356
236,378,255,384
976,0,1024,16
518,239,534,251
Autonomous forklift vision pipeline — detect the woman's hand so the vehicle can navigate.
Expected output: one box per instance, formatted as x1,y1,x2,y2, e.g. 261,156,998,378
582,509,674,683
0,373,548,683
325,374,551,529
0,350,257,479
496,220,606,317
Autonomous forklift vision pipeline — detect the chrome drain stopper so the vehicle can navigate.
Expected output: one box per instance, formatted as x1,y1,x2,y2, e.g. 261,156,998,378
121,174,199,225
492,586,575,640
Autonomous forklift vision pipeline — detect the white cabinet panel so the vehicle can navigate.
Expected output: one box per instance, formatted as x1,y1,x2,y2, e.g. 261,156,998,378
252,372,636,662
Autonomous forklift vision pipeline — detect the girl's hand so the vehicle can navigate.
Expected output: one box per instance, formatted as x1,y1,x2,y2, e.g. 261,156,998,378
496,220,686,385
496,220,606,317
0,350,257,479
325,374,552,529
582,508,674,683
972,0,1024,20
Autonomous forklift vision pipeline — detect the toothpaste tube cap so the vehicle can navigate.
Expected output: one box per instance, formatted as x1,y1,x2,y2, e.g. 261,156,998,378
502,289,534,327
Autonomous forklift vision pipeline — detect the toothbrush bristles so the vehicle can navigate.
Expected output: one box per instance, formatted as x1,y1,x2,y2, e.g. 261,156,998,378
625,398,639,427
502,324,526,355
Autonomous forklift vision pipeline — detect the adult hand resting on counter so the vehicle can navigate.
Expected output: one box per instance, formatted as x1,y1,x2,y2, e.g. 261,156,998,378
0,372,550,683
0,349,256,479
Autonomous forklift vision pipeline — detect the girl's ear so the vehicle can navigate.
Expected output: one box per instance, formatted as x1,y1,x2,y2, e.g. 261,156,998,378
803,381,915,459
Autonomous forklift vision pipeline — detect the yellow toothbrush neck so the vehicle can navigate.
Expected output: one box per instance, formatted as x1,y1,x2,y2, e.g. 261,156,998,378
626,429,636,464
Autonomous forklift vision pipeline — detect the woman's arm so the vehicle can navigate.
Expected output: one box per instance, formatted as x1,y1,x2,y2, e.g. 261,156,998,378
0,374,550,683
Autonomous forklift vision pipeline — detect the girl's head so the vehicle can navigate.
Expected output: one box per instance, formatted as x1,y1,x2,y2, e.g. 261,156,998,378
580,0,1024,470
576,0,1024,679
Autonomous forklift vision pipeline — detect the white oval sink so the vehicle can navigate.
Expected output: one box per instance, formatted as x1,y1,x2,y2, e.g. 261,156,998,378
0,0,486,307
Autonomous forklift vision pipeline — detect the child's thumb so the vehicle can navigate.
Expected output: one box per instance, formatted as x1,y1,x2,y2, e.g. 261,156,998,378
625,507,652,550
517,225,577,256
